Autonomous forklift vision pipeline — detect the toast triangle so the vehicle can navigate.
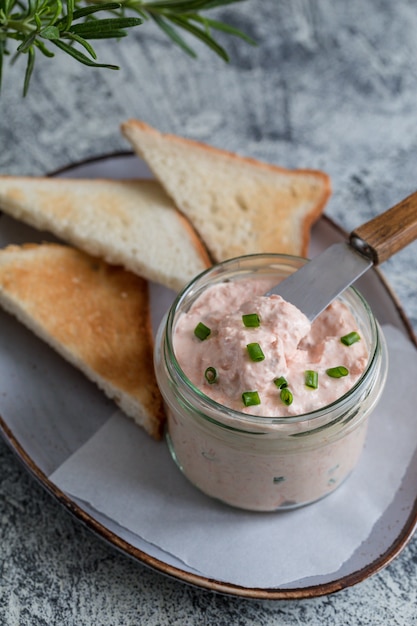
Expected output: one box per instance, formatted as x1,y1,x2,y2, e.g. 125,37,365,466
121,119,331,261
0,177,210,292
0,243,165,439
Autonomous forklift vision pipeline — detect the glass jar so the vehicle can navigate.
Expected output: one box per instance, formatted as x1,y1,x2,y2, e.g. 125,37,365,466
154,254,388,512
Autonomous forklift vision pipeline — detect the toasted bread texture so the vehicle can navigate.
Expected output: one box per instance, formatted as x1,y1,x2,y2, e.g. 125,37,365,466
0,243,165,439
122,119,331,261
0,177,210,292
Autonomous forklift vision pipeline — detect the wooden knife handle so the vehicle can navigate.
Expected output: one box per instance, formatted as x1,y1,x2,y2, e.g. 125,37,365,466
349,190,417,265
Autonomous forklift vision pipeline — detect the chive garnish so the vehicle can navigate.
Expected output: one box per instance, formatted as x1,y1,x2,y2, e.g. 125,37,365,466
326,366,349,378
194,322,211,341
341,331,361,346
305,370,319,389
274,376,288,389
246,342,265,362
204,366,218,384
280,388,293,406
242,390,261,407
242,313,260,328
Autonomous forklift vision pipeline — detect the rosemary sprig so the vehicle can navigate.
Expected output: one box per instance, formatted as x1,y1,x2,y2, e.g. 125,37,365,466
0,0,255,95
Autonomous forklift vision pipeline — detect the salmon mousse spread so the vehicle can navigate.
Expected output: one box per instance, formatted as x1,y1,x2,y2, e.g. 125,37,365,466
173,279,369,417
156,266,386,512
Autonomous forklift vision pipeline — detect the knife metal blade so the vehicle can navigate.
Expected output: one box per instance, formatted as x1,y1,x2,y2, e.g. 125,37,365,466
265,189,417,321
267,243,372,322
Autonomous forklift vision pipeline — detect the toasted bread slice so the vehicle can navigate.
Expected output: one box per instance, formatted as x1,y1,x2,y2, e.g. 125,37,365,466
0,177,210,291
121,119,331,261
0,243,165,439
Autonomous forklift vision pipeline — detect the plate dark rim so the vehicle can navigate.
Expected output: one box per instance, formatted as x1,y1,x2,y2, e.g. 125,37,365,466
1,151,416,600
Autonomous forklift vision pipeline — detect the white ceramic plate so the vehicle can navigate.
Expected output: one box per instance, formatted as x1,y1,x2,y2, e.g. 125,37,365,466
1,153,417,600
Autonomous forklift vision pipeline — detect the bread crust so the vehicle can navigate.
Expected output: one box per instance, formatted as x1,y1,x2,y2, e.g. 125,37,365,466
122,118,331,185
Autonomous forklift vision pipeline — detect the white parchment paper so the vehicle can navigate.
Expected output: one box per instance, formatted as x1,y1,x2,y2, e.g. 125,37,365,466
50,325,417,587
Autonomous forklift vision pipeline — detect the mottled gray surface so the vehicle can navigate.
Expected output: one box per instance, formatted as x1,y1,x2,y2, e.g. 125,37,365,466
1,0,417,623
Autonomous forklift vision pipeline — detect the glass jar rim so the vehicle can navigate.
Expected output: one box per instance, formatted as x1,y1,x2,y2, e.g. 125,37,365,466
163,253,381,429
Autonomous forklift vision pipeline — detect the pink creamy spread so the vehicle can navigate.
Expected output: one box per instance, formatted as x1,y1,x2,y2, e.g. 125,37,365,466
173,279,368,417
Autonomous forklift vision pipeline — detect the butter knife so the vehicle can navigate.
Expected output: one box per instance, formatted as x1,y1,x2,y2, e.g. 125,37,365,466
268,190,417,321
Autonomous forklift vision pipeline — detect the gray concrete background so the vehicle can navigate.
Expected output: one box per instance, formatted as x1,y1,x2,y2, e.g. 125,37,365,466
1,1,417,623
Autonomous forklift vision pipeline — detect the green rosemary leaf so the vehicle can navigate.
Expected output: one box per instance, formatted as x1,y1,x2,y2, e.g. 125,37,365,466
51,38,119,68
64,0,74,31
34,38,55,57
71,2,122,20
54,2,122,29
150,12,197,57
1,0,12,14
167,14,229,60
146,0,247,10
69,16,142,35
65,31,97,57
145,0,222,10
50,0,63,24
68,29,128,39
25,0,35,18
22,44,35,96
40,25,60,39
16,31,37,53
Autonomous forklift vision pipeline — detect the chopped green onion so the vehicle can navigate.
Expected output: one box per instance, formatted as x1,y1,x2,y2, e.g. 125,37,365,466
273,376,288,389
242,390,261,407
280,388,293,406
305,370,319,389
246,342,265,362
242,313,260,328
341,331,361,346
194,322,211,341
326,366,349,378
204,366,218,384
